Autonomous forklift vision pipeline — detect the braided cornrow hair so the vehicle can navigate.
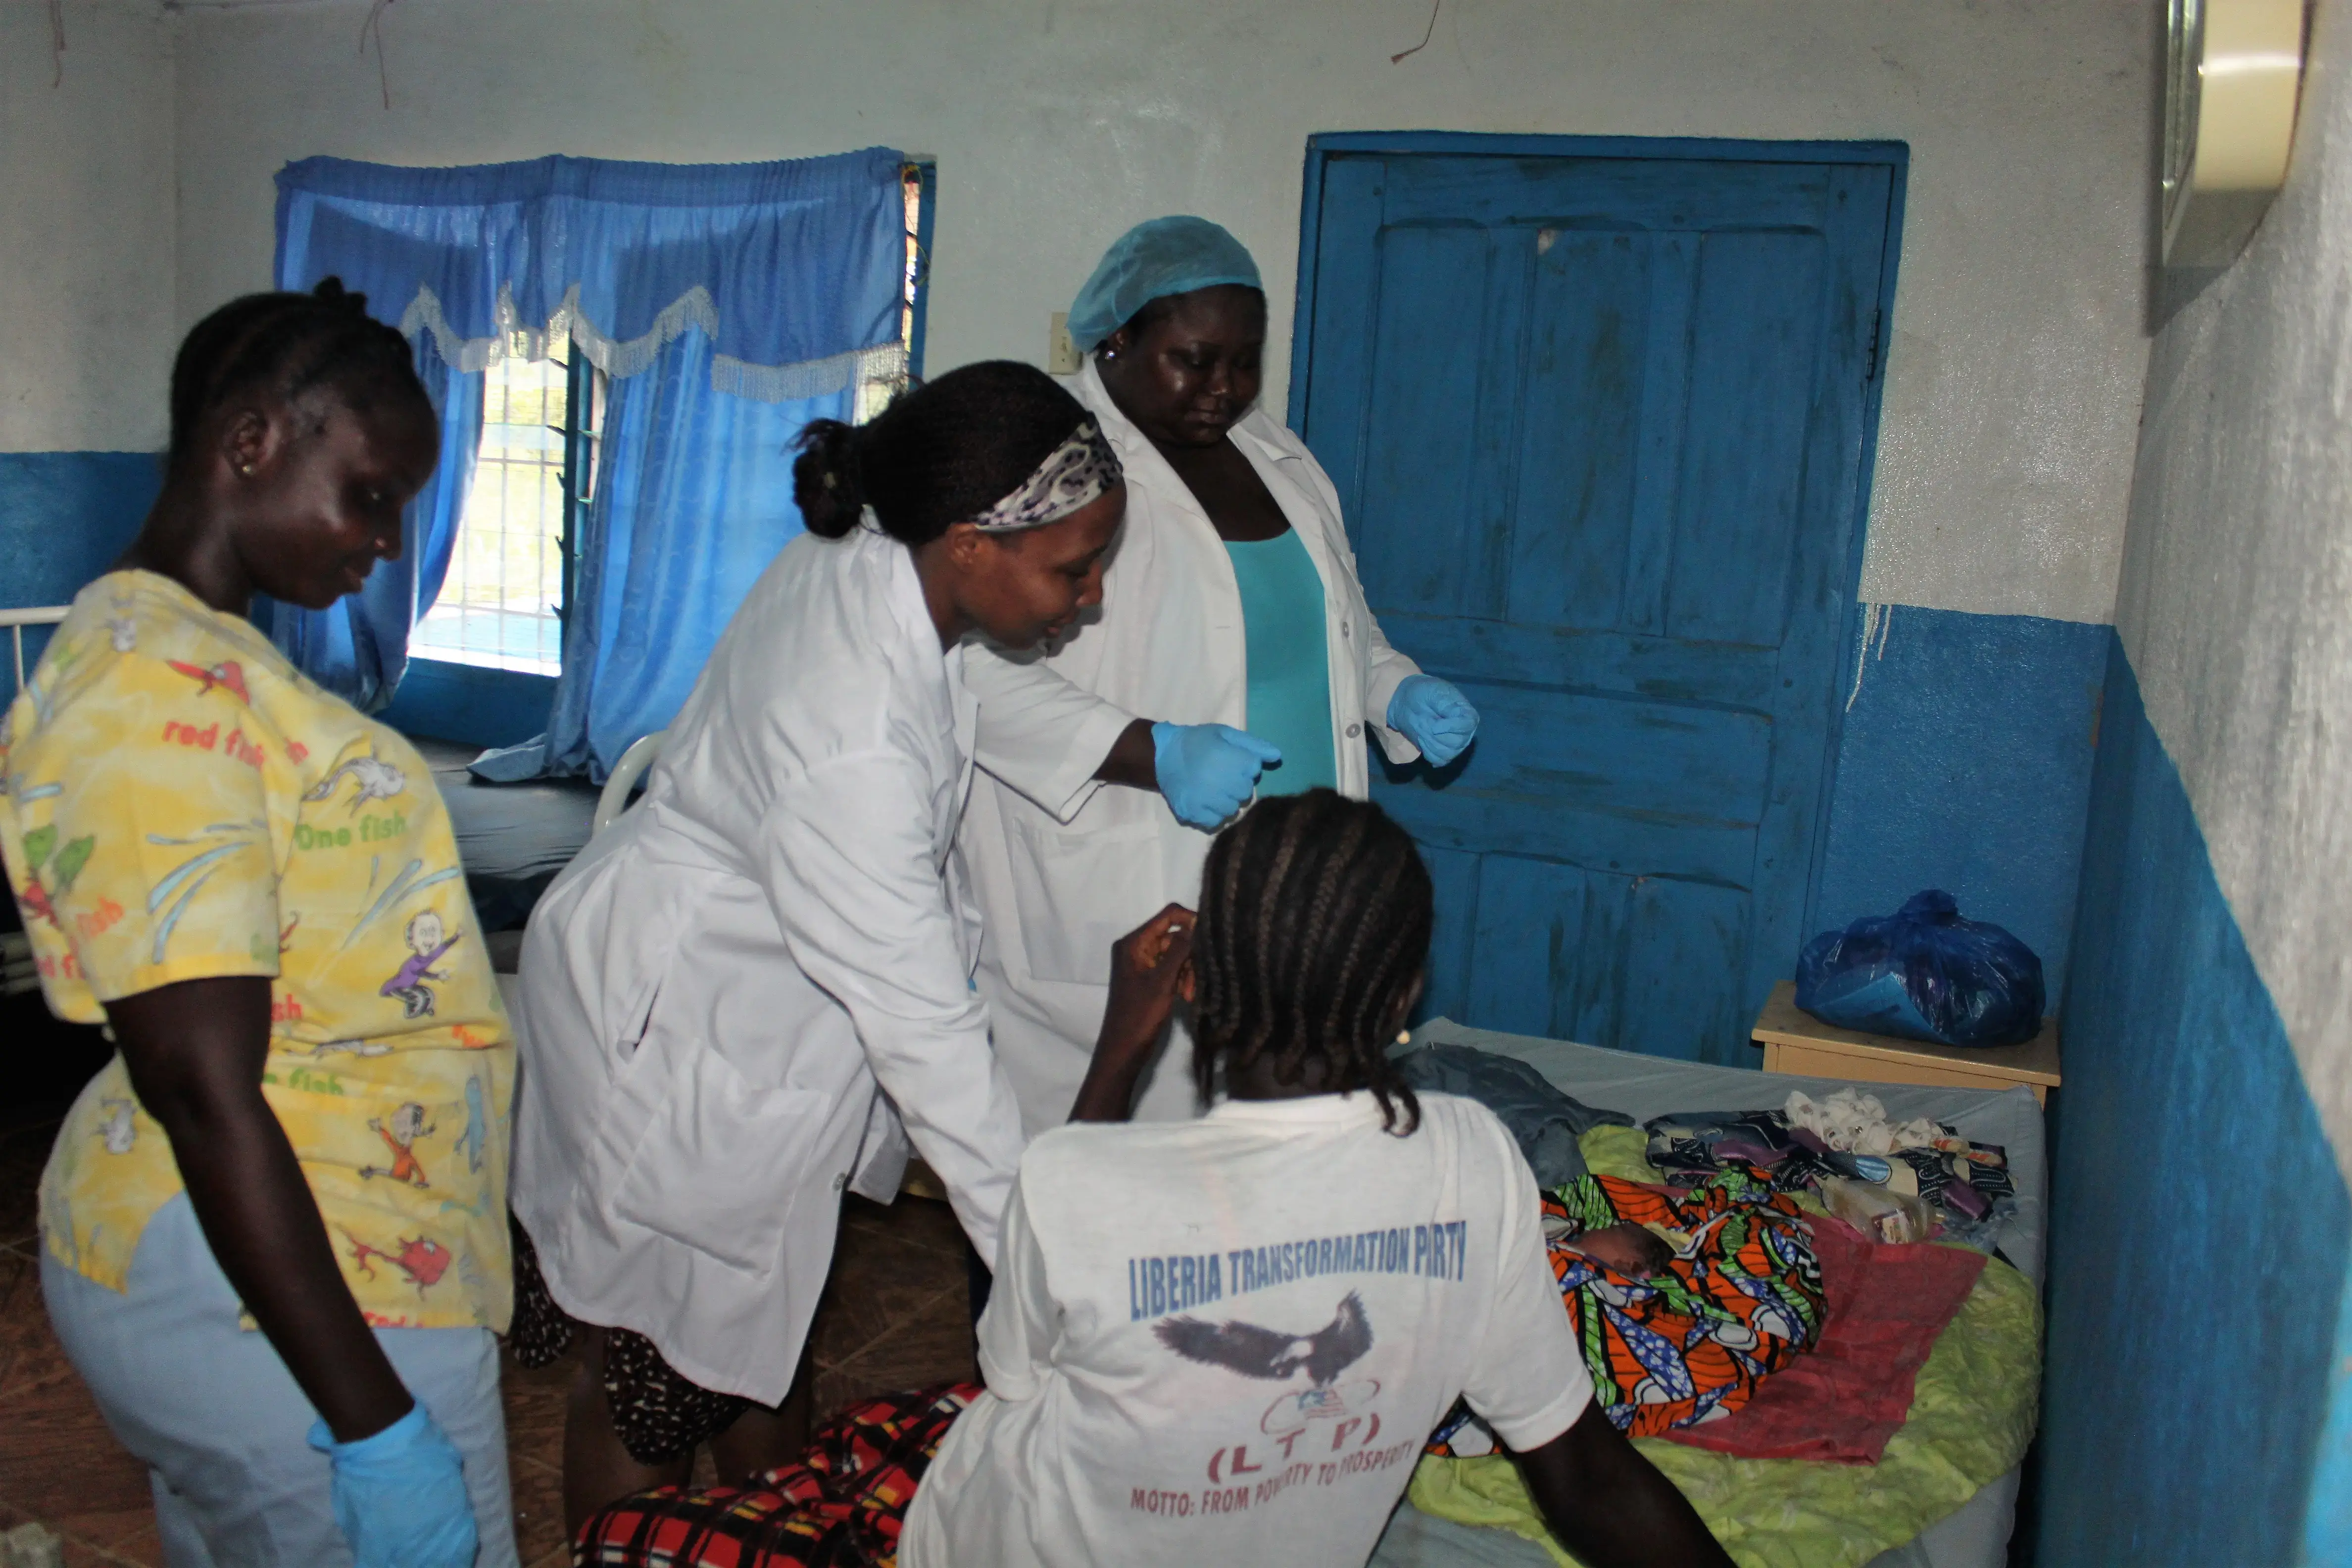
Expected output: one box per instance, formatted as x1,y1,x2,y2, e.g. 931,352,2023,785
1191,789,1434,1132
165,278,428,472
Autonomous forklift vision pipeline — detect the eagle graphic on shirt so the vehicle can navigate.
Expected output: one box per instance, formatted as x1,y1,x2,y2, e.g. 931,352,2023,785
1156,1291,1382,1434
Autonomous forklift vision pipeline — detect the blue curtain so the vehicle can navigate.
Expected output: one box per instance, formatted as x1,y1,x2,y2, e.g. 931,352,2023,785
262,334,481,711
270,147,907,721
475,328,833,782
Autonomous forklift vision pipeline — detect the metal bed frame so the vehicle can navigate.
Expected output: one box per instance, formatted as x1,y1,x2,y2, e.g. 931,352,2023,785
2,605,68,997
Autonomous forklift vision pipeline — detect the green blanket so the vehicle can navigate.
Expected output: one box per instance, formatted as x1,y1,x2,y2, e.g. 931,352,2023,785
1407,1128,2043,1568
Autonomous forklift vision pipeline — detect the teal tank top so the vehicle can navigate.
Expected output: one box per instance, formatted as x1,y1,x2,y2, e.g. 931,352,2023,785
1226,528,1338,797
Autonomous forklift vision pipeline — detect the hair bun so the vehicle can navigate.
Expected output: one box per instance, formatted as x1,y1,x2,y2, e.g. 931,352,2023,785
310,276,371,315
792,419,868,539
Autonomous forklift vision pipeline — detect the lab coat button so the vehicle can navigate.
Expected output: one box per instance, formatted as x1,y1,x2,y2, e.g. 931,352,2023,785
1341,621,1352,638
1347,723,1363,738
832,1172,848,1192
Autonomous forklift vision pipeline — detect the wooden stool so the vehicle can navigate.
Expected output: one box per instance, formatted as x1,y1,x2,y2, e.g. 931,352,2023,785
1751,981,2061,1105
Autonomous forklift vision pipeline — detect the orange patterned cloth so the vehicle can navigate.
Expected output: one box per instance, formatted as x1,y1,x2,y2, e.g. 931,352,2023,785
1428,1168,1824,1451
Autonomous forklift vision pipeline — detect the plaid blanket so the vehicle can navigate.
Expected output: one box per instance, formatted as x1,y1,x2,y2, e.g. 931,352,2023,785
579,1383,980,1568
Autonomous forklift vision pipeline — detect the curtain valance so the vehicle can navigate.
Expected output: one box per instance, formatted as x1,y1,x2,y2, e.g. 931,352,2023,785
274,147,908,399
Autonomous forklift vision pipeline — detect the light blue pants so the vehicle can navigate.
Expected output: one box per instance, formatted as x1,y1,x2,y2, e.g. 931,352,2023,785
41,1195,519,1567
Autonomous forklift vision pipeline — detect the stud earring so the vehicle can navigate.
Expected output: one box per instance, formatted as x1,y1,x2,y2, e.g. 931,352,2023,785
239,463,255,476
1396,1029,1412,1047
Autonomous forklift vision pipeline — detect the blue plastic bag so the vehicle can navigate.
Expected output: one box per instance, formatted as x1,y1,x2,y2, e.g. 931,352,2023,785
1794,890,2045,1049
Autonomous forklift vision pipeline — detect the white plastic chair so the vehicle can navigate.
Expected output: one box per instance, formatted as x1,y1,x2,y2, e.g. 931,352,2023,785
592,730,666,837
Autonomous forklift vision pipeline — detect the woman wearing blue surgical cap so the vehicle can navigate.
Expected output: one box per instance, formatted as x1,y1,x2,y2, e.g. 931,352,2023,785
962,216,1482,1133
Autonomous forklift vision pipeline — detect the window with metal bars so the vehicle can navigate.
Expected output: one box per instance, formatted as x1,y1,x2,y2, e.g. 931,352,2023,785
411,342,602,676
409,161,926,679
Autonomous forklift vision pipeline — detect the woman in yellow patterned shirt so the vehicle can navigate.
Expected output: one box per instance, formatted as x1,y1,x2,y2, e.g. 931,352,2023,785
0,281,513,1567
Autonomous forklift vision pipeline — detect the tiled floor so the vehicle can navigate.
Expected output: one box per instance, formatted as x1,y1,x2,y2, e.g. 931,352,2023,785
0,1115,977,1568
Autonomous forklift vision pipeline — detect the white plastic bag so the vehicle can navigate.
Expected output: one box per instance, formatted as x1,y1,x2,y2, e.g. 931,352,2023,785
1819,1176,1938,1245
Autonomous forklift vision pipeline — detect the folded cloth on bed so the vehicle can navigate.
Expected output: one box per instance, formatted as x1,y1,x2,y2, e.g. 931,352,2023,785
1392,1043,1634,1186
1645,1108,2015,1230
1426,1168,1823,1452
1666,1214,1986,1465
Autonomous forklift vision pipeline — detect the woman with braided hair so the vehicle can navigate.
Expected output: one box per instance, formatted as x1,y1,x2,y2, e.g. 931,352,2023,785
574,793,1731,1568
3,280,515,1565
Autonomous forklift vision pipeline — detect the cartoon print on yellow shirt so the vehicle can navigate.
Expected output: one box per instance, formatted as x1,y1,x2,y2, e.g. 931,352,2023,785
0,571,516,1333
143,825,267,967
106,592,137,654
361,1101,436,1188
95,1099,137,1155
380,908,459,1018
305,750,406,813
13,821,94,930
454,1077,490,1175
341,1228,454,1297
165,657,250,704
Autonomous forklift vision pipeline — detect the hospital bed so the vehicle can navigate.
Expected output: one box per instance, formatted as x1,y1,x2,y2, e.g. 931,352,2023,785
1367,1017,2046,1568
5,599,607,948
3,606,69,998
411,737,602,935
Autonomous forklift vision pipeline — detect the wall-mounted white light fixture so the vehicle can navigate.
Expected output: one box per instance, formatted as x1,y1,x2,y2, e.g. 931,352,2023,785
2162,0,2307,267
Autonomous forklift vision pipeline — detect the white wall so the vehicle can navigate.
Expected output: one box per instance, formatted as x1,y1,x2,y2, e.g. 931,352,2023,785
167,0,2154,625
0,0,175,453
2114,1,2352,1178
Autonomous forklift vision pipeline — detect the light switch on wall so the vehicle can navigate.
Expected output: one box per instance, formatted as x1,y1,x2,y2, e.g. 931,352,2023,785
1048,312,1080,375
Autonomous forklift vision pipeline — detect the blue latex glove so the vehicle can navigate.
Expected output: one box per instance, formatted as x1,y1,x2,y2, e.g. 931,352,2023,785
308,1402,478,1568
1151,722,1282,830
1386,675,1480,767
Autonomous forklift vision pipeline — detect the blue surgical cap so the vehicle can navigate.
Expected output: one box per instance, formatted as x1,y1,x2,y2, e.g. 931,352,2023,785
1066,216,1263,352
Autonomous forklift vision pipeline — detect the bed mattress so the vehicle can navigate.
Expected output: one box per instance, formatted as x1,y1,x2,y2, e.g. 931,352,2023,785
411,737,599,929
1365,1017,2047,1568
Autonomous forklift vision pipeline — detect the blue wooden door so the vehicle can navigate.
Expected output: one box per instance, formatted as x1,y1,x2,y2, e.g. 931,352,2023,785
1293,143,1898,1064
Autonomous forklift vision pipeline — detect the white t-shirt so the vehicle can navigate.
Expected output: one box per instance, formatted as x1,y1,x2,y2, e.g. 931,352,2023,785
900,1091,1593,1568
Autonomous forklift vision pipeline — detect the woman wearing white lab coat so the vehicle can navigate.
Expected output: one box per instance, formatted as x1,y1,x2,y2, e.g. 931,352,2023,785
507,361,1134,1530
962,218,1483,1134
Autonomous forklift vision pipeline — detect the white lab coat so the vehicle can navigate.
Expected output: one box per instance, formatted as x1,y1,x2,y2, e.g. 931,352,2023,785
510,525,1028,1404
961,360,1423,1136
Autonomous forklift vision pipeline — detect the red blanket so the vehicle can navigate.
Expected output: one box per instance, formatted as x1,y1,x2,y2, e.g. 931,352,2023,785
1665,1215,1987,1464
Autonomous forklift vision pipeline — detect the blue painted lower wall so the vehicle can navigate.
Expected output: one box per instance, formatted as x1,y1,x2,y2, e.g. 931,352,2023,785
2035,634,2352,1563
0,451,158,604
378,658,556,750
0,452,160,673
1,450,550,750
1813,605,2109,999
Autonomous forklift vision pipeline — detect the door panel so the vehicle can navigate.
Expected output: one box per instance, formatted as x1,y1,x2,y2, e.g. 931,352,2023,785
1356,224,1516,618
1420,844,1483,1035
1620,876,1753,1062
1508,229,1648,633
1669,230,1827,645
1298,146,1894,1065
1467,854,1589,1041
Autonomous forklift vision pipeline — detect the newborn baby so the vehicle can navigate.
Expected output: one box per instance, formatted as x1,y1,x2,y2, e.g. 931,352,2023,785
1560,1221,1673,1278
